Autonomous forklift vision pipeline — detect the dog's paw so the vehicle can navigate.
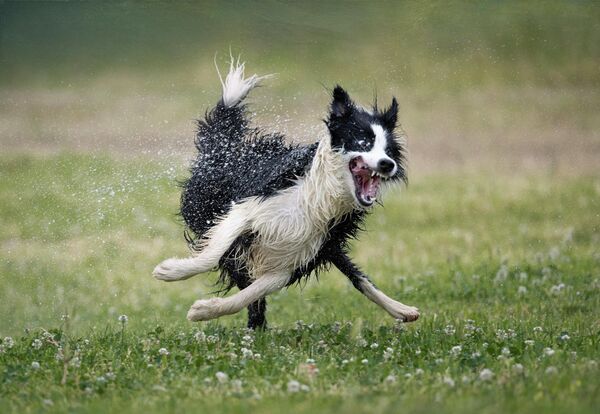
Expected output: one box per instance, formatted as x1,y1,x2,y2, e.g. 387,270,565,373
387,302,420,323
187,298,223,321
153,259,185,281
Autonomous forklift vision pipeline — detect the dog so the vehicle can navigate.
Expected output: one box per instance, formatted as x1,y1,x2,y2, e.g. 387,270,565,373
153,57,419,329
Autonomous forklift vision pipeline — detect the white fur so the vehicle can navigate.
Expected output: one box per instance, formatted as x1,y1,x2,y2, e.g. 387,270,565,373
216,56,272,107
358,279,419,321
187,271,290,321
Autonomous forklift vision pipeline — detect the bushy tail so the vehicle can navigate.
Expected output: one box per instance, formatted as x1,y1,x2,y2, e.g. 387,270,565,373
195,56,272,152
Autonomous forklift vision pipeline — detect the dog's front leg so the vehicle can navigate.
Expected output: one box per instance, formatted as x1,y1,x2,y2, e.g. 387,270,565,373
331,252,419,322
187,271,290,322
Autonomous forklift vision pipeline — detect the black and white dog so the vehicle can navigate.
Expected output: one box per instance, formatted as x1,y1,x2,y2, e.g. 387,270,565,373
153,58,419,329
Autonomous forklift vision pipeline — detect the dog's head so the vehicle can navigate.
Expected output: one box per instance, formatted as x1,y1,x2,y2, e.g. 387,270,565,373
326,86,406,209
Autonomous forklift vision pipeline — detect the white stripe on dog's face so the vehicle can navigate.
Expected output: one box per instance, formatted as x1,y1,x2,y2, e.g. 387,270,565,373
346,124,397,177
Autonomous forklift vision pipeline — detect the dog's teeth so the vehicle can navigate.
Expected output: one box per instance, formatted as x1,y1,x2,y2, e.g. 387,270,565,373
371,171,376,178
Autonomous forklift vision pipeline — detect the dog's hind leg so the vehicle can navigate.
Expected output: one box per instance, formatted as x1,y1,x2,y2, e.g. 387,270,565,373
331,252,419,322
153,207,250,282
187,271,289,322
234,270,268,330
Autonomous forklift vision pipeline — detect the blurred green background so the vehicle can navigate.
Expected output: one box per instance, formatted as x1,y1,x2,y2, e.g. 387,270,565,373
1,0,599,172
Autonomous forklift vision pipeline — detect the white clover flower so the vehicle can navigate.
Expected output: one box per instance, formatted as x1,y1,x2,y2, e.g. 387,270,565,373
512,363,524,374
69,356,81,368
404,373,412,379
384,374,397,384
96,376,107,384
356,337,368,347
443,325,456,335
383,347,394,361
370,342,379,349
544,347,555,357
533,326,543,333
479,368,494,381
443,376,455,387
105,372,116,381
216,371,228,383
158,347,169,356
524,339,535,347
31,361,41,370
118,314,128,324
206,335,219,343
560,334,570,341
241,347,253,359
341,359,349,365
545,366,558,375
3,337,14,349
518,286,528,295
32,339,43,350
306,358,315,364
435,358,444,365
550,283,566,295
194,331,206,342
519,272,528,281
300,384,310,392
415,368,424,376
450,345,462,356
415,348,422,356
471,351,481,359
231,379,243,393
501,347,511,357
287,380,300,393
361,359,369,365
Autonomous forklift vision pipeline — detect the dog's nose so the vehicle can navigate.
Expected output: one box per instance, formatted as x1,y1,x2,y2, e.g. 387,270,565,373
377,159,396,174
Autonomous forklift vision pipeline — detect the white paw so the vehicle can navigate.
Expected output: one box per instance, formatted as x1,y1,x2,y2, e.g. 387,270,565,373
187,298,223,321
387,302,420,323
153,258,187,281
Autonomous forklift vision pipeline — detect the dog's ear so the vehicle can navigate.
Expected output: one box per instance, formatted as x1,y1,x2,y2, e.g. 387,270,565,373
381,97,398,130
330,85,353,119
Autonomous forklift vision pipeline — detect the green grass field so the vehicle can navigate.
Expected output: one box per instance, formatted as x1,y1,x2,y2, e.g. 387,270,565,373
1,155,598,413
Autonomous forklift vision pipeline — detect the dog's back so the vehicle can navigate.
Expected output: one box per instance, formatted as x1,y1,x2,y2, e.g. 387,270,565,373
180,66,317,243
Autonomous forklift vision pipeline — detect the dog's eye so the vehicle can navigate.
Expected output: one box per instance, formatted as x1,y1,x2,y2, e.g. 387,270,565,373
357,139,366,147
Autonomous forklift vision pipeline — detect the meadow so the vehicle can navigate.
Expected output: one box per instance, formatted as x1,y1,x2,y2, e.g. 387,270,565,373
1,1,599,413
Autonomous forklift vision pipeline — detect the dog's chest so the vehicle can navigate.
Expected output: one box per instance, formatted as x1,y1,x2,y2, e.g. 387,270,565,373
246,184,352,274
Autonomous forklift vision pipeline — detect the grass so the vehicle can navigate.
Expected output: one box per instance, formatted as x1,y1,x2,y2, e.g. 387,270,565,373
1,154,599,413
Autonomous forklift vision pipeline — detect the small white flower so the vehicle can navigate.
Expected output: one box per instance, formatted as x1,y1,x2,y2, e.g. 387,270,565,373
461,375,470,384
443,325,456,335
32,339,43,350
518,286,528,295
501,347,511,357
300,384,310,392
443,376,455,387
241,347,253,359
479,368,494,381
306,358,315,364
231,379,243,393
96,376,107,384
361,359,369,365
383,347,394,361
158,347,169,356
512,363,524,374
450,345,462,356
287,380,300,393
385,374,397,384
31,361,40,370
215,371,228,383
544,347,555,357
356,337,368,347
415,368,424,376
370,342,379,349
545,366,558,375
194,331,206,342
494,265,509,284
560,334,570,341
105,372,116,381
118,314,128,324
69,356,81,368
3,337,14,349
533,326,543,333
341,359,349,365
524,339,535,347
435,358,444,365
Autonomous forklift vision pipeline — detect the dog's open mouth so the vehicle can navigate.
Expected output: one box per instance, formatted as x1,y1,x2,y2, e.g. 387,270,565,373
349,157,381,207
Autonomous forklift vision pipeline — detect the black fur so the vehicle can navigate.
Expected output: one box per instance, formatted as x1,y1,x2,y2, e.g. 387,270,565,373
179,87,405,328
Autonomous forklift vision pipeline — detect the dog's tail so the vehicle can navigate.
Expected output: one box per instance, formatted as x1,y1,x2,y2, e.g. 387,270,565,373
195,56,272,152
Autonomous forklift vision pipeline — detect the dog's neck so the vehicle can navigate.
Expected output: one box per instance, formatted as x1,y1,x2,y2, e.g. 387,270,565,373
300,136,355,230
